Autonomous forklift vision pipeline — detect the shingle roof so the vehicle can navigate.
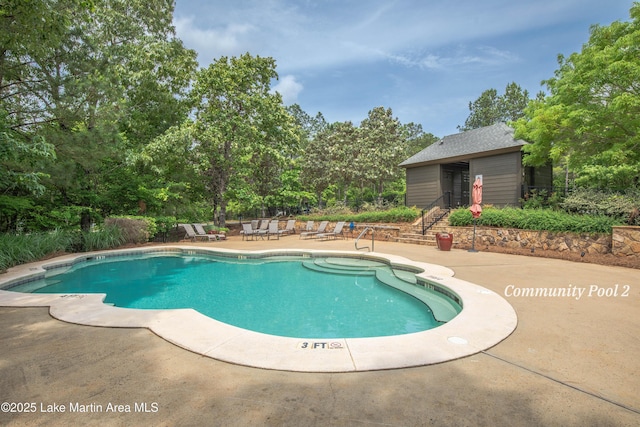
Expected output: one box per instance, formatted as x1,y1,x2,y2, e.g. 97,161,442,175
399,122,528,167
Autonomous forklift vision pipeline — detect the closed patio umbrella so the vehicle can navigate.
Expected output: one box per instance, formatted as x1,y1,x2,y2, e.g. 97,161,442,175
470,177,483,218
469,177,482,252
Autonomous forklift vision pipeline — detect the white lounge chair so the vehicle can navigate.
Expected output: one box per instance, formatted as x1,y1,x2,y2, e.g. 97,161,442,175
180,223,218,241
299,220,328,239
280,219,296,235
241,223,257,241
267,220,280,240
194,223,225,240
318,221,346,240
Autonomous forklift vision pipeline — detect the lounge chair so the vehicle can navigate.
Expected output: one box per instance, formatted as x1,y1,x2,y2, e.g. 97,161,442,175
251,219,259,230
241,223,257,241
181,223,218,242
267,220,280,240
299,220,328,239
194,223,226,240
318,221,346,240
254,220,270,239
280,219,296,235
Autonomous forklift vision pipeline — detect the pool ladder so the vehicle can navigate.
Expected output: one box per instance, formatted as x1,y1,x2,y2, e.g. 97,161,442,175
355,227,374,252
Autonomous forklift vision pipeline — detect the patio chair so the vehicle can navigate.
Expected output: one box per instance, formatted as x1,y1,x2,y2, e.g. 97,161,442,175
194,223,225,240
299,220,328,239
181,223,218,242
317,221,346,240
267,220,280,240
241,223,257,241
280,219,296,235
251,219,259,230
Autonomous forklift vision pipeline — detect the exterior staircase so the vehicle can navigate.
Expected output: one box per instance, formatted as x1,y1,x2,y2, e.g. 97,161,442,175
394,209,451,246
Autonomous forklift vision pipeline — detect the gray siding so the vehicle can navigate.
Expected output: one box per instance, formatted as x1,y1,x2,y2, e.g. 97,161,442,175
470,152,522,206
406,165,440,208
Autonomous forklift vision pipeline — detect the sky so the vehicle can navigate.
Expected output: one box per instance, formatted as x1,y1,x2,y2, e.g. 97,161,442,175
173,0,634,138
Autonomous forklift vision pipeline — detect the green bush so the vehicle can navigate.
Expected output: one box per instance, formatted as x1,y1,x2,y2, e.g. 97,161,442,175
105,216,157,244
448,207,622,233
81,226,125,251
0,227,126,272
561,188,640,225
299,206,420,223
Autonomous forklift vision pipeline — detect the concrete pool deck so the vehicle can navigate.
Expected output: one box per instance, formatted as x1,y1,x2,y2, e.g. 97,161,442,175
0,236,638,426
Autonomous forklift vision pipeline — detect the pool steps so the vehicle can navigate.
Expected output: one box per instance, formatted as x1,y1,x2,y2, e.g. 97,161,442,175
302,258,461,322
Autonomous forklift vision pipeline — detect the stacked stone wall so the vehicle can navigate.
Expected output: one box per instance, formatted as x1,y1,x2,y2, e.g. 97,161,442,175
611,226,640,259
444,226,612,254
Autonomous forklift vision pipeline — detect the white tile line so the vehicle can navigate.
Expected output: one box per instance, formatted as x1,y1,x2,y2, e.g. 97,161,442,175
0,246,517,372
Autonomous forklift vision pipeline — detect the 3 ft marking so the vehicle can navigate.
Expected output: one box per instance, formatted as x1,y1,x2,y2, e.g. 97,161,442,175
299,341,344,350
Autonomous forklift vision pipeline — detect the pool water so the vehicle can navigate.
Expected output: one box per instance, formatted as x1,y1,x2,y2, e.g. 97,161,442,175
14,254,443,338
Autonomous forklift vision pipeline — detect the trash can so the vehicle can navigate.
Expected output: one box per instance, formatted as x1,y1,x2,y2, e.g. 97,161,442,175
436,232,453,251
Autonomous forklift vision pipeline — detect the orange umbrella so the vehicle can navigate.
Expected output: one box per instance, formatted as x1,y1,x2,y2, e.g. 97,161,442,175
469,177,482,219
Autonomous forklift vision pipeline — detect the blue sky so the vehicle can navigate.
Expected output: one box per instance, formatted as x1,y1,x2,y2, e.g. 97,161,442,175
173,0,633,137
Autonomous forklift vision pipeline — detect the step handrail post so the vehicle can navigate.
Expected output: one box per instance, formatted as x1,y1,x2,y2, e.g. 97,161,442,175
355,226,374,252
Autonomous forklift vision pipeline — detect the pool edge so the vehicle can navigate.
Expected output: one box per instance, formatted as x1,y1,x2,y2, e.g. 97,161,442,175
0,245,518,372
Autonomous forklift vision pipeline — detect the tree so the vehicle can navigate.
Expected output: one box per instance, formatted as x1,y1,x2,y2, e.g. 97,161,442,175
358,107,405,205
189,53,298,226
286,104,327,149
300,121,358,207
514,4,640,190
1,0,197,230
399,122,439,157
459,83,530,131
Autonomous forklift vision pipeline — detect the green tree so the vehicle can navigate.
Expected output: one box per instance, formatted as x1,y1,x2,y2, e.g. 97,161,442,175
358,107,405,205
514,3,640,190
399,122,439,157
189,54,298,225
459,82,530,131
286,104,327,149
1,0,196,230
301,121,358,207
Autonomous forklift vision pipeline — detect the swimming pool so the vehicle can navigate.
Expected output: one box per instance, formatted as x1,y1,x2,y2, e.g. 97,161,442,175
11,252,459,338
0,246,518,372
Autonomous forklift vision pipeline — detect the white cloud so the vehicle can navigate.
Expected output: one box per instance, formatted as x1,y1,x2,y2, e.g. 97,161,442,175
173,16,255,63
172,0,631,136
271,75,303,105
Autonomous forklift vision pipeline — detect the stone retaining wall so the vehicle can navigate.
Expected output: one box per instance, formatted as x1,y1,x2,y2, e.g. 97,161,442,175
443,226,612,255
612,226,640,258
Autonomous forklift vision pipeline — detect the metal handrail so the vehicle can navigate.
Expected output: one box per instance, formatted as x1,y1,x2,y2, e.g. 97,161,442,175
355,227,374,252
421,191,451,235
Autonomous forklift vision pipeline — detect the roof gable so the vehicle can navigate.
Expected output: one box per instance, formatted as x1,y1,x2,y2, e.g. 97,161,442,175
400,122,528,167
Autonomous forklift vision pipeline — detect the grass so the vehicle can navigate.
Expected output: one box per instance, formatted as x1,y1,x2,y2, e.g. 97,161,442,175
0,227,125,272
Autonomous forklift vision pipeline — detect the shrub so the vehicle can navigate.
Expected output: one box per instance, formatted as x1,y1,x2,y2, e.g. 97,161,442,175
561,188,640,225
81,226,125,251
105,216,157,244
448,207,621,233
520,189,564,210
299,206,420,223
0,227,126,272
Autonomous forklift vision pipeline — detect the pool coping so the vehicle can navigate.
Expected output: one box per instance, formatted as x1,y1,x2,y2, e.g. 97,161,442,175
0,246,518,372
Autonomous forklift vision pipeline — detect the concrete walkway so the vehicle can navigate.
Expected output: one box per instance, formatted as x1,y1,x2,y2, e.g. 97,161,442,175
1,236,638,426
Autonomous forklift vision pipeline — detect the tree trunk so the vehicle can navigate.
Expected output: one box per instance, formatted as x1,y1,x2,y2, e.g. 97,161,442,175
219,200,227,228
80,210,92,232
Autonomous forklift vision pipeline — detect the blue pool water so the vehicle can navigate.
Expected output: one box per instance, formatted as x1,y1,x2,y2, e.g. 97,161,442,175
13,254,444,338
